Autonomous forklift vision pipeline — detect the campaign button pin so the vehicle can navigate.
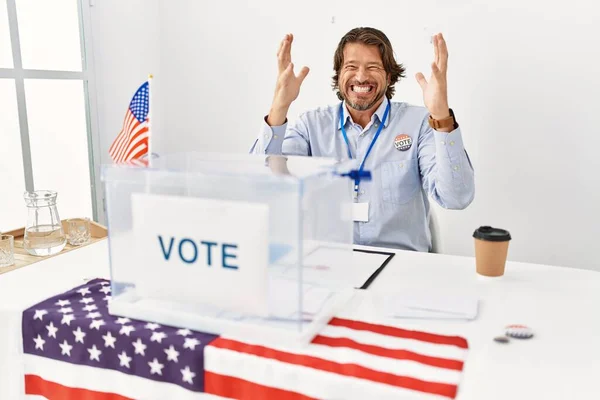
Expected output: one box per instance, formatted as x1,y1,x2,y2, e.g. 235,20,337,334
505,324,534,339
394,134,412,151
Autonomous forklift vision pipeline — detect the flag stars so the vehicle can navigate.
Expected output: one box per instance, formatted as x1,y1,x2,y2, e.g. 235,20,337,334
55,299,70,307
58,307,73,314
132,338,147,356
181,366,196,384
99,286,111,295
90,319,106,330
33,335,46,351
118,351,132,368
88,345,102,362
119,325,135,336
150,331,167,343
33,309,48,321
148,358,164,376
85,311,102,319
176,328,192,337
183,338,201,350
73,327,86,343
61,314,75,326
102,331,117,348
79,297,94,304
164,345,180,363
77,287,91,296
59,340,73,357
116,317,130,325
83,304,98,312
86,311,102,319
46,322,58,338
145,322,160,331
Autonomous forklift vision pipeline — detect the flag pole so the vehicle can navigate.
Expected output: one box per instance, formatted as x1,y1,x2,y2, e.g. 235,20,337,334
147,73,153,167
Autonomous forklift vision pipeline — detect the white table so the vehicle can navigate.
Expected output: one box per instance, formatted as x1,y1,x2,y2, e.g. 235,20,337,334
1,240,599,399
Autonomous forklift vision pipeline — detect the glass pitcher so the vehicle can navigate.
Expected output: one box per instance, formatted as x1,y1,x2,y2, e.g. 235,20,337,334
23,190,66,256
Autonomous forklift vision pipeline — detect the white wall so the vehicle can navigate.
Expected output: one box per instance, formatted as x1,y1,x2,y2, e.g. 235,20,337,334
88,0,162,223
92,0,600,271
89,0,162,165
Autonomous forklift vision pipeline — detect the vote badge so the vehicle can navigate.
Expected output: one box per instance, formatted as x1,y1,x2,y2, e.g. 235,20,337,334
394,134,412,151
505,324,534,339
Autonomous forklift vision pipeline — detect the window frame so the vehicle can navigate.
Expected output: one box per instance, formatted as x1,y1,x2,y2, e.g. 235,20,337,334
0,0,102,223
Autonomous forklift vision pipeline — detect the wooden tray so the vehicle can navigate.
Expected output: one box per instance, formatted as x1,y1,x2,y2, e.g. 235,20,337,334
0,220,107,276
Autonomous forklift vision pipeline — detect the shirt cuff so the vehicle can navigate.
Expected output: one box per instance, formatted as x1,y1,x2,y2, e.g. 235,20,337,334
434,127,473,183
434,127,466,160
252,116,287,155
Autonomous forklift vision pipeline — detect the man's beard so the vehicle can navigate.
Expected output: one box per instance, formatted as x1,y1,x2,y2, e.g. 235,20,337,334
344,86,387,111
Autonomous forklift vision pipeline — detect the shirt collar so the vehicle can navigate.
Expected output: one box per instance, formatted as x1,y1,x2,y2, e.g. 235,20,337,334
374,97,391,128
338,97,391,130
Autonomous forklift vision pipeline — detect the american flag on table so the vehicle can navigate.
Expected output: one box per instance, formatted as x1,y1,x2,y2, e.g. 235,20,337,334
22,279,218,399
22,279,468,399
108,80,150,165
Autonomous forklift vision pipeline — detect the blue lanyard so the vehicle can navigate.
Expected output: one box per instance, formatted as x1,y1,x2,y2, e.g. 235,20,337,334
339,100,390,198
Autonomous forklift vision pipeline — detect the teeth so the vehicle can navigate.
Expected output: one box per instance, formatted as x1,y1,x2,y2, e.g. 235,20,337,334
352,86,372,93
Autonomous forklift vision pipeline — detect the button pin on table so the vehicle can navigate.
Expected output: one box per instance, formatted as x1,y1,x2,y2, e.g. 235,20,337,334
494,324,534,343
505,324,534,339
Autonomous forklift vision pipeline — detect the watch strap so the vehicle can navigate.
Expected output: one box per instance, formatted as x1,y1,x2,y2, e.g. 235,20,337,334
428,108,458,130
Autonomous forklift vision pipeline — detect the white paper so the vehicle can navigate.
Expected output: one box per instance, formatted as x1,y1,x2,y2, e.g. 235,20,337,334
375,291,479,320
271,245,389,289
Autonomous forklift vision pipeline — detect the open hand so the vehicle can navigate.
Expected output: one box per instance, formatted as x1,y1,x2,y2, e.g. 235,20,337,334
415,33,450,119
272,34,310,110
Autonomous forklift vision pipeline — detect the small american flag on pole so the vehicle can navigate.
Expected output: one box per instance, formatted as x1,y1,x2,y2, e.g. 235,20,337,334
109,80,150,164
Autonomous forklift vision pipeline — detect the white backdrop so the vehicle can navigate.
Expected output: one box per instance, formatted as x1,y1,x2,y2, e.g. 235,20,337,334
91,0,600,271
89,0,161,166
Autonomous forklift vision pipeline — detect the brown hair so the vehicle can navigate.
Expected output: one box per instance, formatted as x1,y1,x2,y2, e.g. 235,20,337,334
332,27,406,100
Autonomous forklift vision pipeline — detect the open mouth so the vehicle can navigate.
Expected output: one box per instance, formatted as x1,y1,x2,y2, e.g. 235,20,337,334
351,85,374,94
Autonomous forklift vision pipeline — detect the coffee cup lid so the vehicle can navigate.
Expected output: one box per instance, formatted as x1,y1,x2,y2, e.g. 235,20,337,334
473,226,511,242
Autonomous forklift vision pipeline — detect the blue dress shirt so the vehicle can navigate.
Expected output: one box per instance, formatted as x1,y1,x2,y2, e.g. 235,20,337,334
251,97,475,251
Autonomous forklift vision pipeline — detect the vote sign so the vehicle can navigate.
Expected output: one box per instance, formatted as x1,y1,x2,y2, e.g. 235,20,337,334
131,193,269,316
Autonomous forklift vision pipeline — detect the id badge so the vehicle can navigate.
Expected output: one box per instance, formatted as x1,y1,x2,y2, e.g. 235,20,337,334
353,202,369,222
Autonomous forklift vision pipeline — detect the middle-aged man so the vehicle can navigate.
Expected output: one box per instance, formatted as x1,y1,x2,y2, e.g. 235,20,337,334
251,27,474,252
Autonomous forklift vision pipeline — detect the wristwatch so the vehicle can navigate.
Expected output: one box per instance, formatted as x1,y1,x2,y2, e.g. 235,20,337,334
428,108,459,130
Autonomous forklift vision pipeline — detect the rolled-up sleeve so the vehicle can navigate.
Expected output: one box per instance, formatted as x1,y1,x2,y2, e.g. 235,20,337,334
250,116,311,156
417,115,475,209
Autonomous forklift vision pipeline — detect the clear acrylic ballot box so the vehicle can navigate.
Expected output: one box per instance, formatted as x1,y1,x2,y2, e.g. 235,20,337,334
102,153,356,343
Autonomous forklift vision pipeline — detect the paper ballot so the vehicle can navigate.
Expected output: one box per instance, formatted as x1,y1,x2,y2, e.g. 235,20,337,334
376,291,479,320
